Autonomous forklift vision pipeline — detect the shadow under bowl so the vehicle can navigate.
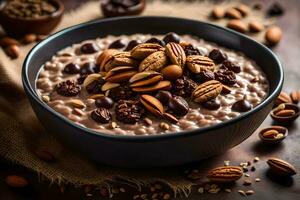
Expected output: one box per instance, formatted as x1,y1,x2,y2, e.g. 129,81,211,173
0,0,64,37
22,16,283,167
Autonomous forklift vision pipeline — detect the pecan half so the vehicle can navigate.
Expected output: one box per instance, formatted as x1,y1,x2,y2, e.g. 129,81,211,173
165,42,186,68
191,80,222,103
186,55,215,74
131,43,164,60
139,51,168,72
207,166,243,183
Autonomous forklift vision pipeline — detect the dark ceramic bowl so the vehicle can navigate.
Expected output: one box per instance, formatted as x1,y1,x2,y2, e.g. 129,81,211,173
22,16,283,167
0,0,64,37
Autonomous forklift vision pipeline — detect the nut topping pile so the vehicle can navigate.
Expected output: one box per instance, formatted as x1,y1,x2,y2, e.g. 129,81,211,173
37,33,268,135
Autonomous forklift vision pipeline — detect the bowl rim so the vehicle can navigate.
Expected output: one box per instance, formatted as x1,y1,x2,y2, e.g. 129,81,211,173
0,0,64,22
22,16,284,142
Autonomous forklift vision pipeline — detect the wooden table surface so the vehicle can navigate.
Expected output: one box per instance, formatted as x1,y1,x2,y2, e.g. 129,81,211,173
0,0,299,199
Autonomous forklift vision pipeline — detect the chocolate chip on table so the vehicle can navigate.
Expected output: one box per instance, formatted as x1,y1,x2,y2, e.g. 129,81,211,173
221,60,241,73
101,0,146,17
215,69,237,86
232,99,252,112
80,62,98,75
63,63,80,74
145,37,166,46
163,32,180,44
184,44,201,56
56,80,80,97
95,96,114,109
124,39,142,51
115,100,146,124
155,91,172,105
108,85,136,101
193,70,215,83
108,39,127,49
202,99,221,110
91,108,112,123
208,49,228,64
171,76,197,97
168,96,189,116
267,2,285,17
80,43,99,54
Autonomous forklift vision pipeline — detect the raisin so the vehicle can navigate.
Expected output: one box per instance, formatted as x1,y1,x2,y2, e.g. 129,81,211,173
221,60,241,73
108,85,136,101
91,108,112,123
171,76,197,97
56,80,80,97
208,49,228,64
115,100,146,124
184,44,201,56
215,69,237,86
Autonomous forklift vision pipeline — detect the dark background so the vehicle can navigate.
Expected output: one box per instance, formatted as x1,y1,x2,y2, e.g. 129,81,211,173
0,0,300,199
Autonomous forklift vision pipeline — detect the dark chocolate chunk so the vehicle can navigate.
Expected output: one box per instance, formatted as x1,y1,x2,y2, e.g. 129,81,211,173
108,85,136,101
108,39,127,49
80,43,99,54
208,49,228,64
155,91,172,106
145,37,166,46
101,0,145,17
56,80,80,97
124,39,142,51
63,63,80,74
115,100,146,124
91,108,112,123
163,32,180,44
232,99,253,112
95,96,114,109
80,62,97,75
202,99,221,110
168,96,189,116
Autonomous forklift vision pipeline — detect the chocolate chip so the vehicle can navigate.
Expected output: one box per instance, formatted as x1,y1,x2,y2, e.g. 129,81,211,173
145,37,166,46
80,62,97,75
124,39,142,51
101,0,145,17
63,63,80,74
232,99,252,112
193,70,215,83
221,60,241,73
168,96,189,116
208,49,228,64
80,43,99,54
91,108,112,123
115,100,146,124
267,2,284,16
95,96,114,109
56,80,80,97
184,44,201,56
155,91,172,105
108,39,126,49
163,32,180,44
86,78,105,94
215,69,237,86
202,99,221,110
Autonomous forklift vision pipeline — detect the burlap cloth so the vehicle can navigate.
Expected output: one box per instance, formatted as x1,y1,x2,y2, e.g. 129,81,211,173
0,0,274,195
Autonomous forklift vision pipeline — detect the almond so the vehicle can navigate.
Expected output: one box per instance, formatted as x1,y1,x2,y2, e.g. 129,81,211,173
207,166,243,183
129,71,163,87
165,42,186,68
192,80,223,103
104,52,138,71
68,99,85,109
227,20,248,33
132,80,171,93
0,37,19,47
186,55,215,74
225,8,242,19
140,94,164,117
6,44,20,59
83,73,102,89
235,4,250,16
131,43,164,60
163,112,178,123
290,90,300,104
139,51,168,72
160,64,183,80
211,7,225,19
97,49,119,72
275,109,295,117
275,91,292,105
101,82,120,91
5,175,29,187
23,33,37,44
105,66,137,83
249,21,264,33
267,158,297,176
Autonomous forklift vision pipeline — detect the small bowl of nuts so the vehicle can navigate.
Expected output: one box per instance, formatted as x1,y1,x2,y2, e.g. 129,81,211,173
270,103,300,124
258,126,288,144
0,0,64,37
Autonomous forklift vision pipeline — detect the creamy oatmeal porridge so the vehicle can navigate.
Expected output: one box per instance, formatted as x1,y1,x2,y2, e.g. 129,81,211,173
36,33,269,136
